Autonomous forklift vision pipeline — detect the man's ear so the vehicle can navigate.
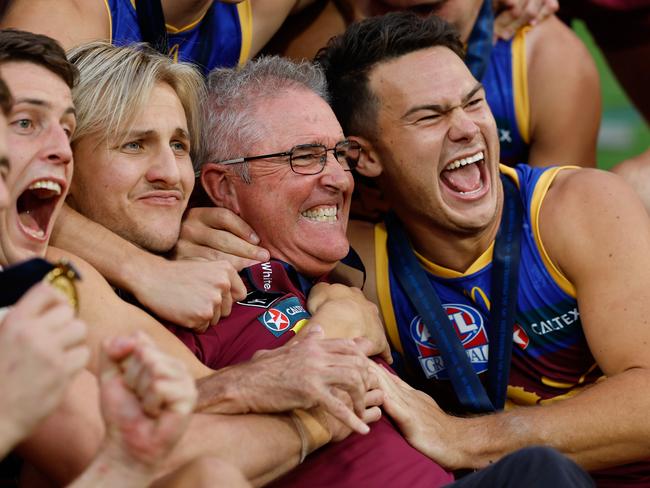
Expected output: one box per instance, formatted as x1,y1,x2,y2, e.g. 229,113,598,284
200,163,241,214
351,136,383,178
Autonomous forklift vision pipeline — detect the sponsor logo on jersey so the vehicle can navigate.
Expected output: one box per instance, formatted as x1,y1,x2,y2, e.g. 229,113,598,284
513,323,529,349
409,303,489,379
261,261,273,291
258,296,310,337
529,307,579,336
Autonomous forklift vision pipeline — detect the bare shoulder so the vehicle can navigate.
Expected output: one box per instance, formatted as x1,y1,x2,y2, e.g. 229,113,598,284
1,0,109,49
526,15,593,65
524,16,600,167
47,246,109,286
540,168,650,281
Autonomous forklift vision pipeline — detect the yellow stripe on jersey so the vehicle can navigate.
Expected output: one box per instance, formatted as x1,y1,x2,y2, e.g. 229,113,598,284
530,166,578,297
237,0,253,65
512,27,531,144
128,0,210,34
375,223,405,357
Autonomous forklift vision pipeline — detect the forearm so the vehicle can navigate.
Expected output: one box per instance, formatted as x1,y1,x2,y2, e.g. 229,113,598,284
449,368,650,470
51,205,153,292
169,412,326,485
67,444,153,488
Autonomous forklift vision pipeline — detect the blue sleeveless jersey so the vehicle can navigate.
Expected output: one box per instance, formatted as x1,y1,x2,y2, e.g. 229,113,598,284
482,31,529,166
104,0,252,70
376,164,599,410
376,164,650,484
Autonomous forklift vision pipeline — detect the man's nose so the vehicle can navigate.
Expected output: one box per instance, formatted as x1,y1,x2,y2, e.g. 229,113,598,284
448,107,480,142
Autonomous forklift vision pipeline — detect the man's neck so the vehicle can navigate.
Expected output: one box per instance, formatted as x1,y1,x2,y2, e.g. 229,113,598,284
395,207,502,274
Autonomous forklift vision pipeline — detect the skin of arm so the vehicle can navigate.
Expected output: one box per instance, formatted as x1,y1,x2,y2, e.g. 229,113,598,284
0,283,89,460
16,370,104,486
52,204,247,332
0,0,108,49
525,15,600,168
46,246,375,435
0,0,316,60
368,170,650,472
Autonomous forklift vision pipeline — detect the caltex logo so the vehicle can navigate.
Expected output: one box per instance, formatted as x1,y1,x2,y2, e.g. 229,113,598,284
263,308,291,333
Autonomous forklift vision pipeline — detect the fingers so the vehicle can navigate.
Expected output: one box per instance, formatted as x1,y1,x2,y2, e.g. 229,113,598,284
179,207,270,265
493,0,557,40
11,281,70,318
196,207,259,244
320,393,370,435
361,406,382,425
108,333,197,418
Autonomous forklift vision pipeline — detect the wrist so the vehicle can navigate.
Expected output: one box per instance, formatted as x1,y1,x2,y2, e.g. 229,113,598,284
123,251,165,300
195,368,251,414
290,408,332,460
68,435,157,488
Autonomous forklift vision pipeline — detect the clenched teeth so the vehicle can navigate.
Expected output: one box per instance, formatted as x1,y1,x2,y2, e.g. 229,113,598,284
301,206,338,222
28,180,62,195
444,151,484,171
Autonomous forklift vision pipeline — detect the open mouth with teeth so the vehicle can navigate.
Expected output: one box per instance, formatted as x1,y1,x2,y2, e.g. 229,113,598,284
16,180,63,240
301,205,338,223
440,151,487,197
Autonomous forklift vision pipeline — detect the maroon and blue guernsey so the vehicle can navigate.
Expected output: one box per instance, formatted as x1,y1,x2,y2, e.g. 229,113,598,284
168,260,453,488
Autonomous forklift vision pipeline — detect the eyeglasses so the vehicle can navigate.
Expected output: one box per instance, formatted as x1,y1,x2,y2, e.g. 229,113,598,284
215,140,361,176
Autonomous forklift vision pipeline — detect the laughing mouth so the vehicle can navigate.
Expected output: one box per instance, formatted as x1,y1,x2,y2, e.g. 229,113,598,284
441,151,485,195
16,179,63,239
301,205,338,223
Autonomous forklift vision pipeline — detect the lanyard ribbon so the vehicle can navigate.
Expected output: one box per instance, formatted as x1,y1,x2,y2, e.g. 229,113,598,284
385,175,523,412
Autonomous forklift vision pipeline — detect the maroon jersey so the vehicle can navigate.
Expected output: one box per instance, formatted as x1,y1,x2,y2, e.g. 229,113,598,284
169,260,453,488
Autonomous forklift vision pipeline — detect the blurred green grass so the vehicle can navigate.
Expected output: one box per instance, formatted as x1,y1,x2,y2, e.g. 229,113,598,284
572,21,649,170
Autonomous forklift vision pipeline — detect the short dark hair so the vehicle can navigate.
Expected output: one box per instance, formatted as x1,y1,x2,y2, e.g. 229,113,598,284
0,29,78,88
0,77,12,116
315,12,464,138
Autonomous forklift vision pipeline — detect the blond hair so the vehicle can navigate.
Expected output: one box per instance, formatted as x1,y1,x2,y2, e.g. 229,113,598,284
67,42,206,164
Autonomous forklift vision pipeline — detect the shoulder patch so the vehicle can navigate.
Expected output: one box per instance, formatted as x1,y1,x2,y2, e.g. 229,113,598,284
258,296,310,337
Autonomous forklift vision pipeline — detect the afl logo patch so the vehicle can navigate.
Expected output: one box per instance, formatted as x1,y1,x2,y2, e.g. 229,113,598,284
409,303,489,379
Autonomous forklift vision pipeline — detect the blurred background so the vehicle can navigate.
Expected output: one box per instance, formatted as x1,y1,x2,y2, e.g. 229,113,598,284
573,21,650,170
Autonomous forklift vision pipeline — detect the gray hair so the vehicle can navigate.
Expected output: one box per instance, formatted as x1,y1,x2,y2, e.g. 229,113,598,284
67,41,206,165
202,55,329,177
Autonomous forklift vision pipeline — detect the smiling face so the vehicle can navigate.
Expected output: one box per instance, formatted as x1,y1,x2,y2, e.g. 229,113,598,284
69,82,194,253
204,88,354,278
366,46,501,239
0,61,75,266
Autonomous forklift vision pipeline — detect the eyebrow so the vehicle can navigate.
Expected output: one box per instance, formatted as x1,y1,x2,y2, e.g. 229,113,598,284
117,127,190,140
402,82,485,119
13,97,76,117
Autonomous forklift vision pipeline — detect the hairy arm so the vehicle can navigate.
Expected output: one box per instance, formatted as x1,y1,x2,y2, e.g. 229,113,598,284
526,16,600,168
377,169,650,471
0,0,108,49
